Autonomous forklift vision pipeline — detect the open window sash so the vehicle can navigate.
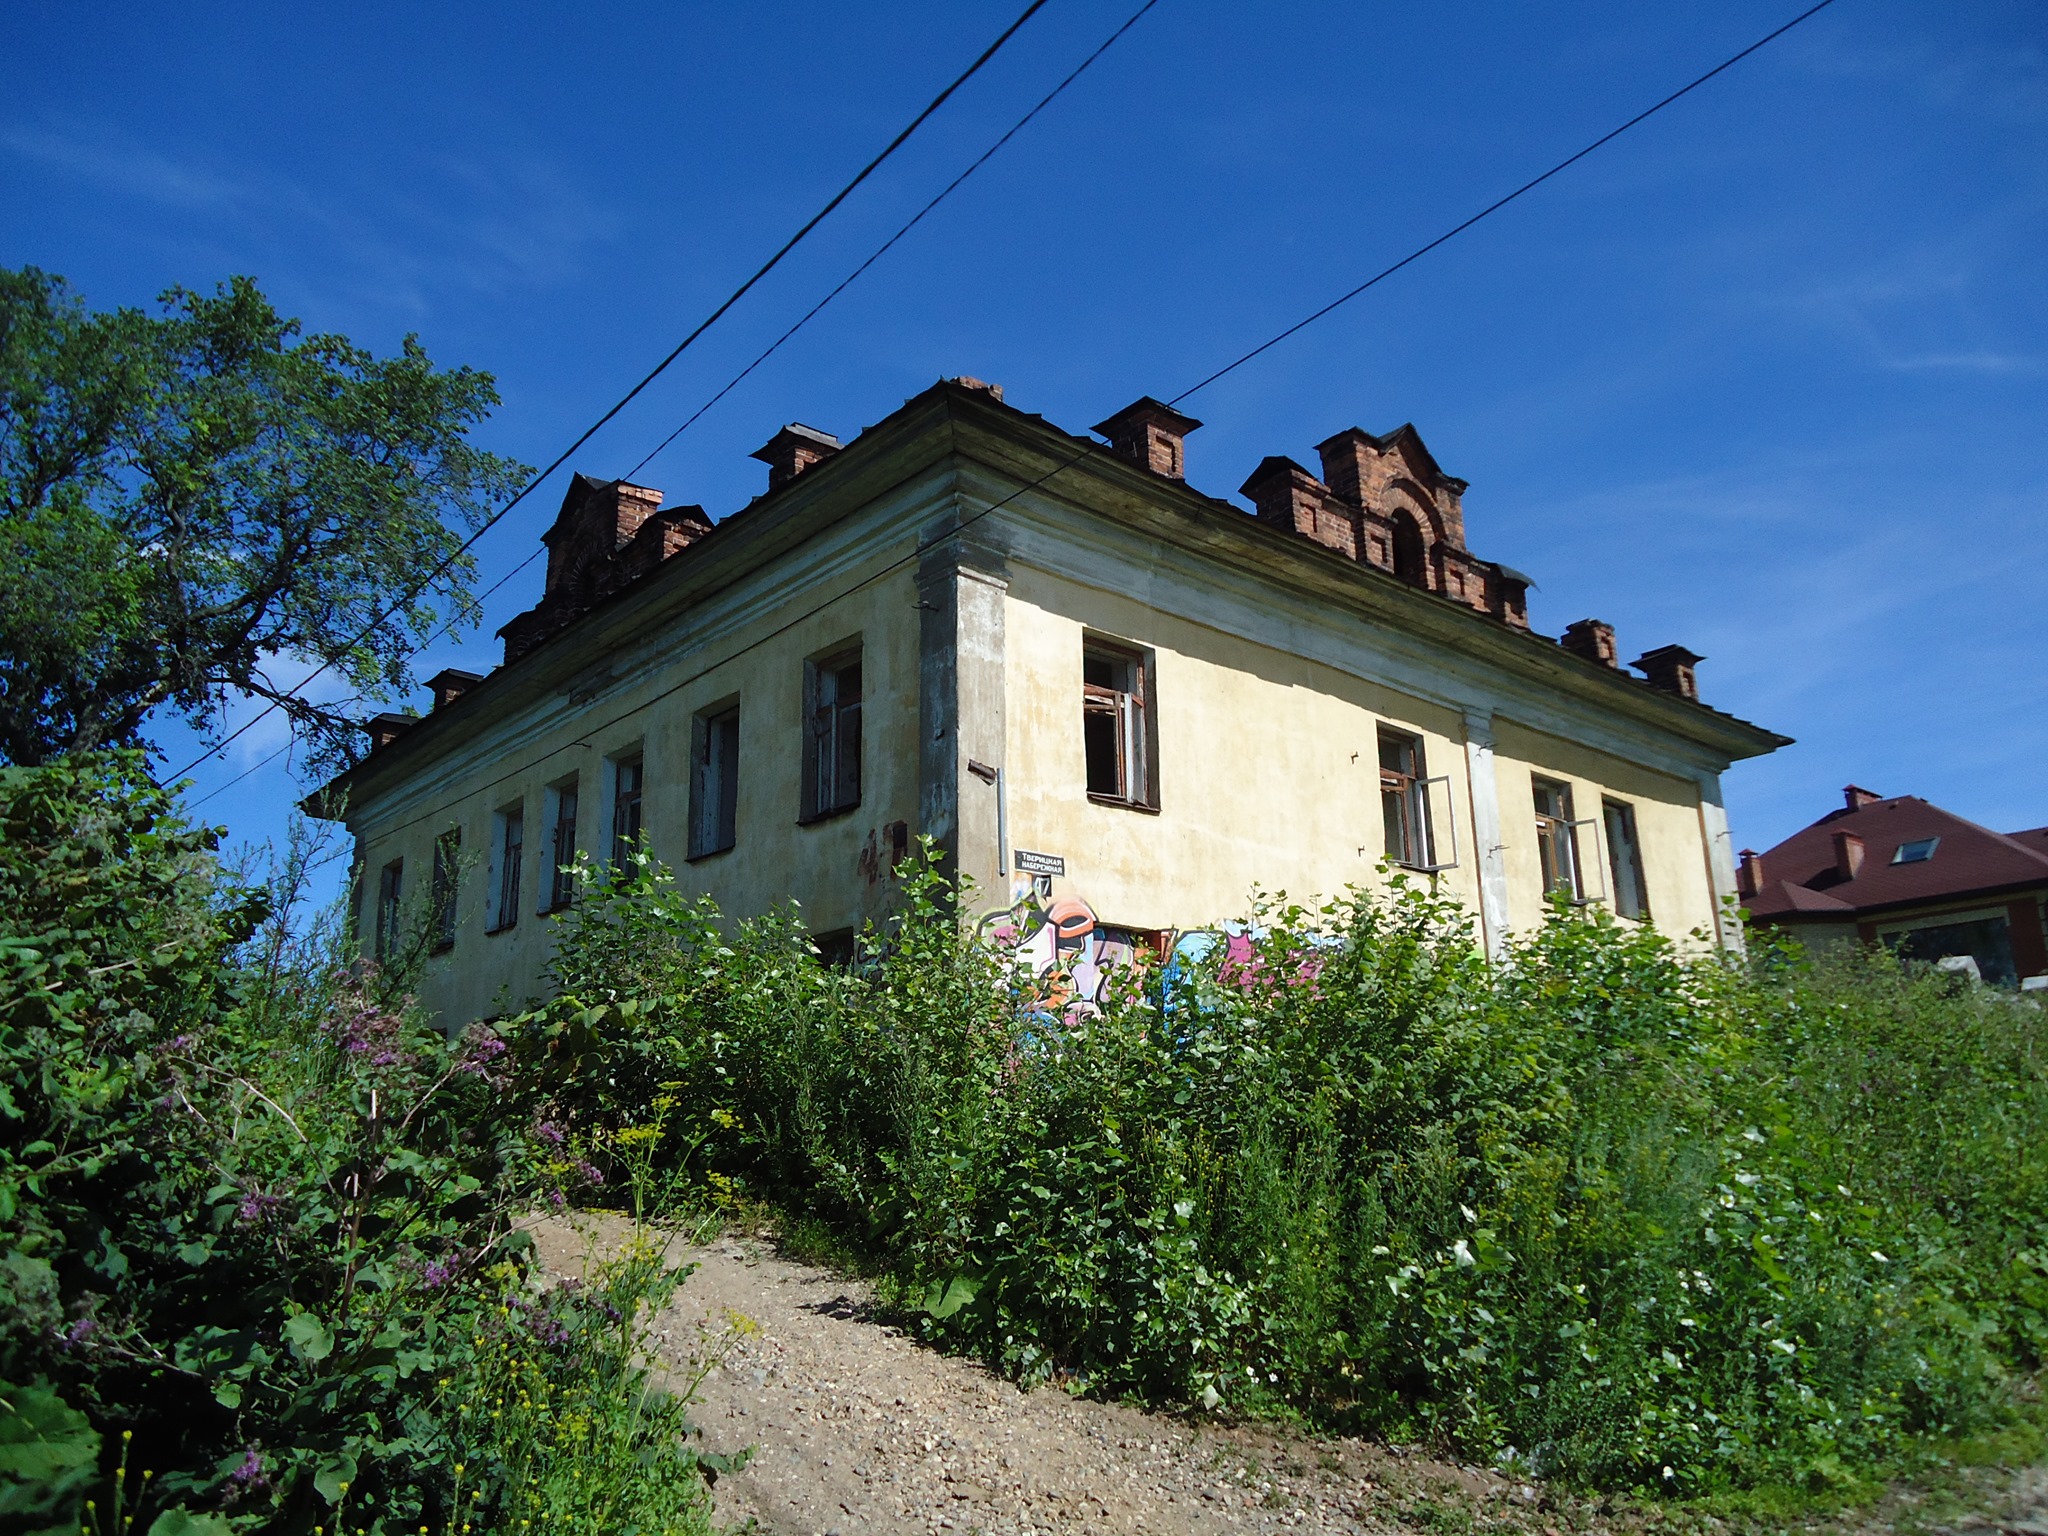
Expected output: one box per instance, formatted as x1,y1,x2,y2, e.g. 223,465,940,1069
1406,773,1461,873
1567,815,1603,905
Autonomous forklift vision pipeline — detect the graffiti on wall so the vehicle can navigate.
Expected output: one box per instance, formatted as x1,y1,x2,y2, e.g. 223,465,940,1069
975,881,1251,1011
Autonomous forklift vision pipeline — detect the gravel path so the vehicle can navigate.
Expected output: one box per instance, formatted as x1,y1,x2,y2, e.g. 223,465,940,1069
532,1218,1510,1536
532,1217,2046,1536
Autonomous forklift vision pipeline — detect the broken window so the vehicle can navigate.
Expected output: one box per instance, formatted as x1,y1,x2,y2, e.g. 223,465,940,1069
1603,798,1650,920
543,776,579,912
691,702,740,859
430,830,459,952
376,858,403,961
1533,777,1583,900
609,752,644,867
803,648,862,822
1378,728,1435,869
1083,639,1154,808
489,803,523,933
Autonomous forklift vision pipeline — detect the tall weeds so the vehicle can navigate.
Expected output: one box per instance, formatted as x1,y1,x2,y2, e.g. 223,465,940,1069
520,853,2048,1495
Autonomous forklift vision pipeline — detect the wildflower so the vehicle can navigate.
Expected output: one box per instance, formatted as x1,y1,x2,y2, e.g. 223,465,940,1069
421,1255,461,1290
228,1449,268,1491
1451,1239,1476,1267
237,1188,286,1226
58,1316,95,1349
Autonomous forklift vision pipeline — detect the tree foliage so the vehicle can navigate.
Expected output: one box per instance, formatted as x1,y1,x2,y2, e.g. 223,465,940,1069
0,266,528,768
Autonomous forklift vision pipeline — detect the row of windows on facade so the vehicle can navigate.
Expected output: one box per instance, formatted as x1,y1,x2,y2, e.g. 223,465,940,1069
371,637,1651,959
1376,729,1652,919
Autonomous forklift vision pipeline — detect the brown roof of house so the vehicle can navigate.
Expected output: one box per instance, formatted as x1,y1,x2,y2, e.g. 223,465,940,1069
1742,794,2048,921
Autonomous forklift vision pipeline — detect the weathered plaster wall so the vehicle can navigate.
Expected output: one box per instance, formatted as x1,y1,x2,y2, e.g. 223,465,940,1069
1488,719,1719,942
351,537,927,1028
994,566,1724,947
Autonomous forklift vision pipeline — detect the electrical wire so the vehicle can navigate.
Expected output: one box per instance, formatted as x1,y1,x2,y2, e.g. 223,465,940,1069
162,0,1053,786
341,0,1846,849
625,0,1165,482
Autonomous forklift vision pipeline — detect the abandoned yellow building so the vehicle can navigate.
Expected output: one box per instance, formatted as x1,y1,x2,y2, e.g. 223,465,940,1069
316,377,1788,1024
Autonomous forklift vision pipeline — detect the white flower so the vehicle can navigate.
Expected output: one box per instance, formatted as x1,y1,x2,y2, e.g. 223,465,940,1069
1452,1239,1476,1268
1460,1204,1478,1224
1870,1250,1889,1263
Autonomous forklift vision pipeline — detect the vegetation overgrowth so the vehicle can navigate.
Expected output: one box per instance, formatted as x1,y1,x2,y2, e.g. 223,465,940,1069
0,755,725,1534
521,849,2048,1498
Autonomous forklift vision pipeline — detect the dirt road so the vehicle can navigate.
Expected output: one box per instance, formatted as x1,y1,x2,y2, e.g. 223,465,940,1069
532,1218,2045,1536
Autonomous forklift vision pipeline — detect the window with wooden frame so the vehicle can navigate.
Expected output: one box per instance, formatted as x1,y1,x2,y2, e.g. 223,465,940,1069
488,803,523,933
1602,798,1650,920
802,647,862,822
690,702,741,859
609,751,644,867
1378,728,1437,869
1532,776,1584,900
542,775,579,913
1082,638,1155,809
375,858,403,961
429,830,459,952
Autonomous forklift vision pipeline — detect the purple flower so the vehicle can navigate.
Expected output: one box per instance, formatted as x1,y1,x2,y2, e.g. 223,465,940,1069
229,1449,267,1490
420,1253,462,1290
58,1317,95,1349
573,1159,605,1188
534,1119,566,1147
237,1188,285,1225
455,1030,509,1076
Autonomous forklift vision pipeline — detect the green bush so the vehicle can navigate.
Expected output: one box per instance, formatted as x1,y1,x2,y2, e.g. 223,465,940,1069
519,853,2048,1495
0,756,720,1534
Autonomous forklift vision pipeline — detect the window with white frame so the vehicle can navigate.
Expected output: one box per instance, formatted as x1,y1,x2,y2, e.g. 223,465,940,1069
1602,798,1650,920
376,858,404,961
542,775,579,912
488,803,523,933
802,647,862,822
430,830,459,952
690,702,740,859
609,751,645,867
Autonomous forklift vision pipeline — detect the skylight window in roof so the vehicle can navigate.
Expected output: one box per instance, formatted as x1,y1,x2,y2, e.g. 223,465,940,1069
1892,837,1940,865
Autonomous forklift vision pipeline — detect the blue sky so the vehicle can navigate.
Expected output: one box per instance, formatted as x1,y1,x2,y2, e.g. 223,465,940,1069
4,0,2043,884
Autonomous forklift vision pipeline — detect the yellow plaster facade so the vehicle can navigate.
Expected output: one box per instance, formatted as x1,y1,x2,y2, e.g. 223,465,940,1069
321,381,1785,1026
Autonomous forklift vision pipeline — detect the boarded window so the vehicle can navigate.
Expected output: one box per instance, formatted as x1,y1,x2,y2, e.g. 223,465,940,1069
376,858,403,961
1603,799,1650,920
1379,728,1435,869
489,805,523,933
1083,640,1154,808
430,830,459,952
610,753,644,867
544,776,579,912
1533,777,1582,900
802,650,862,821
691,703,740,858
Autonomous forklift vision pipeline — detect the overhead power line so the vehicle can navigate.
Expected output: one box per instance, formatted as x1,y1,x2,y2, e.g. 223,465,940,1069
626,0,1165,482
163,0,1053,785
199,0,1841,826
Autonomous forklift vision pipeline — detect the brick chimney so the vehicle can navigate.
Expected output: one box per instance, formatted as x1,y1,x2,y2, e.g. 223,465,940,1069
1560,619,1620,668
1093,397,1202,480
750,423,841,489
1843,784,1882,810
1240,457,1331,539
1631,644,1703,701
1832,830,1866,881
366,712,417,751
426,668,484,711
1737,848,1764,897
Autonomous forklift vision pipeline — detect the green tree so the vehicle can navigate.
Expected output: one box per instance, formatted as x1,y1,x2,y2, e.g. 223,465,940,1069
0,266,528,768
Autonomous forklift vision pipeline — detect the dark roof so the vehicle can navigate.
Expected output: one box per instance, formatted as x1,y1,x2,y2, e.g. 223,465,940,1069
1743,794,2048,920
